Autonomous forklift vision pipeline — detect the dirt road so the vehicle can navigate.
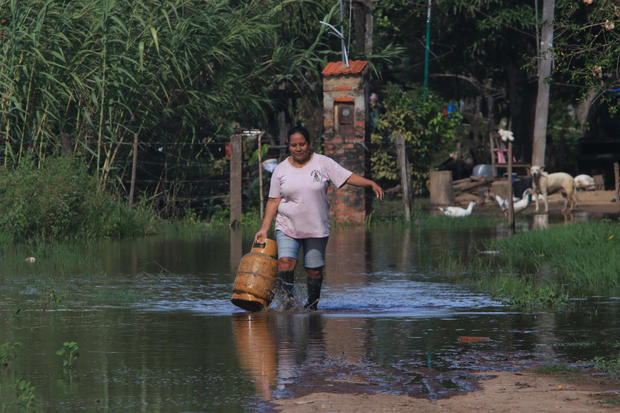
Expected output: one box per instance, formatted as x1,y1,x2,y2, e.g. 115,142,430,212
273,370,619,412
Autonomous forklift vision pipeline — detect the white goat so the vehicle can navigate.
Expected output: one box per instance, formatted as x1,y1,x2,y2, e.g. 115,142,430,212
530,165,577,213
574,174,596,191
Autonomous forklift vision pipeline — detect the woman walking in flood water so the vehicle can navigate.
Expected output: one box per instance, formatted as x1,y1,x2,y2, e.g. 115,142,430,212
254,125,384,310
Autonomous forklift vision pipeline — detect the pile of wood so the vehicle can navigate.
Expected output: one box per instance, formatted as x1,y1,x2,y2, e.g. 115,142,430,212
429,171,496,205
453,176,494,197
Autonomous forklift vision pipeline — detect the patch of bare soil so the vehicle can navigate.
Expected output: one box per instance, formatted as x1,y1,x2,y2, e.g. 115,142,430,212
272,370,620,413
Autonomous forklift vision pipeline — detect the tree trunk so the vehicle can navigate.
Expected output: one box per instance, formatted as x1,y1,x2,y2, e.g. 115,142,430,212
486,88,495,174
575,88,598,128
531,0,555,167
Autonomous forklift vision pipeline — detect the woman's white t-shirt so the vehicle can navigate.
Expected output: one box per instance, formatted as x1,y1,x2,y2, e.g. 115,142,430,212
268,153,352,238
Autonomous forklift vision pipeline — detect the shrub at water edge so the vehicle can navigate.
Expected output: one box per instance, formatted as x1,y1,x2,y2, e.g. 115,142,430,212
0,156,157,242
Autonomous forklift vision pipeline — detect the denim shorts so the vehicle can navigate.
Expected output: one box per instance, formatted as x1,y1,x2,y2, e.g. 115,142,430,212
275,230,328,269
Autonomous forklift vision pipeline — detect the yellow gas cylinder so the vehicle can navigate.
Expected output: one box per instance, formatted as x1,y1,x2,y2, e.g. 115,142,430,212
231,238,278,312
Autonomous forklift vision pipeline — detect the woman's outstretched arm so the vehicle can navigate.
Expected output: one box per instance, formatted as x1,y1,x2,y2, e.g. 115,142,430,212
345,174,384,200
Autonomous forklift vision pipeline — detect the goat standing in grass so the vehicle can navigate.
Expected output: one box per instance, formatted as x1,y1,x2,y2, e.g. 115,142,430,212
530,165,577,213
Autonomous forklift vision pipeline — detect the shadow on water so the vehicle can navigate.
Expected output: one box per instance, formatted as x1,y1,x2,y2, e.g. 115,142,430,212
0,214,618,410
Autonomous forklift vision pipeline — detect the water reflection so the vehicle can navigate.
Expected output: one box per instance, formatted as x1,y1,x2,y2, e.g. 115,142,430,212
532,213,549,230
230,227,243,274
230,300,620,402
1,219,619,409
232,313,277,400
232,311,370,401
325,229,368,285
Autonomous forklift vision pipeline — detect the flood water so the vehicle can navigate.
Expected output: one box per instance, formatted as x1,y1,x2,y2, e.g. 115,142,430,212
0,214,619,411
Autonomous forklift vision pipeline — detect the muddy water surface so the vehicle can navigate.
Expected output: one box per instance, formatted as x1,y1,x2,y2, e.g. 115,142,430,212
0,215,618,411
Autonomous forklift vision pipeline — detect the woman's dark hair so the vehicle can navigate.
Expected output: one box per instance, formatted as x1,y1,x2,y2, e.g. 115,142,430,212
286,125,311,144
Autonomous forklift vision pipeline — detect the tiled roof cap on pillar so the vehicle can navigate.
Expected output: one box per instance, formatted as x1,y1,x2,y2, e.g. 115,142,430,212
322,60,368,77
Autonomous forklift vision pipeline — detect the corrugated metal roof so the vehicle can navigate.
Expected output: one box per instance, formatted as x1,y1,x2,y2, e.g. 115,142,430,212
322,60,368,76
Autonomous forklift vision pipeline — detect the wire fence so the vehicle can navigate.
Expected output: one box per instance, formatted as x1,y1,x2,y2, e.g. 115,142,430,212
119,134,282,218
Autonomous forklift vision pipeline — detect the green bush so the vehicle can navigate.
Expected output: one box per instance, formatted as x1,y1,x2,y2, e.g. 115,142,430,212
0,156,157,242
370,83,462,192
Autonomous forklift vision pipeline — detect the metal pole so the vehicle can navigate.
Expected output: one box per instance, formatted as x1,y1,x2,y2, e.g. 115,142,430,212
507,141,515,232
423,0,432,102
258,132,264,219
340,0,349,67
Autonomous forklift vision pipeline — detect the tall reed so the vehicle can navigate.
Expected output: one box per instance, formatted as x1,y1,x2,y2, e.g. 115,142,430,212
0,0,336,213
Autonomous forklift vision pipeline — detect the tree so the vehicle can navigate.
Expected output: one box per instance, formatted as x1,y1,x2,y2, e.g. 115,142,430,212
532,0,555,167
553,0,620,125
370,83,462,197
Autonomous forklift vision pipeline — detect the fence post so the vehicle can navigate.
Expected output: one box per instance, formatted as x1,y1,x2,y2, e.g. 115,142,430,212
129,133,138,207
507,140,515,232
614,162,619,202
394,133,411,221
230,133,242,228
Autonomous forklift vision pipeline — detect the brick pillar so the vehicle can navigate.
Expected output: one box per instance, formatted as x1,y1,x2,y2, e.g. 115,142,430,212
322,60,369,223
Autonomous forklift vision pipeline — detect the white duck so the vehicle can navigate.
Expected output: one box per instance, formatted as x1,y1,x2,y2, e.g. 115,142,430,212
438,201,476,217
494,193,520,212
496,189,533,215
512,188,532,214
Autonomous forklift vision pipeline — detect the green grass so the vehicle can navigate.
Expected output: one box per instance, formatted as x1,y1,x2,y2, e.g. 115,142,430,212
534,363,581,375
439,219,620,307
486,220,619,294
594,355,620,379
602,397,620,406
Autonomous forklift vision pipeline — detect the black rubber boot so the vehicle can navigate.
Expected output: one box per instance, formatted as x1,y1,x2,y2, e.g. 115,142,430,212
304,276,323,311
276,271,295,308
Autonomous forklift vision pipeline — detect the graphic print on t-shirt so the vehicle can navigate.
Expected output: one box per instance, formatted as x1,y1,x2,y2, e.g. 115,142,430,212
310,169,321,183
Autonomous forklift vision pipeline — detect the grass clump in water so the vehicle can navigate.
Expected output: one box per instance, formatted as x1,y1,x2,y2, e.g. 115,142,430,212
449,220,620,307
